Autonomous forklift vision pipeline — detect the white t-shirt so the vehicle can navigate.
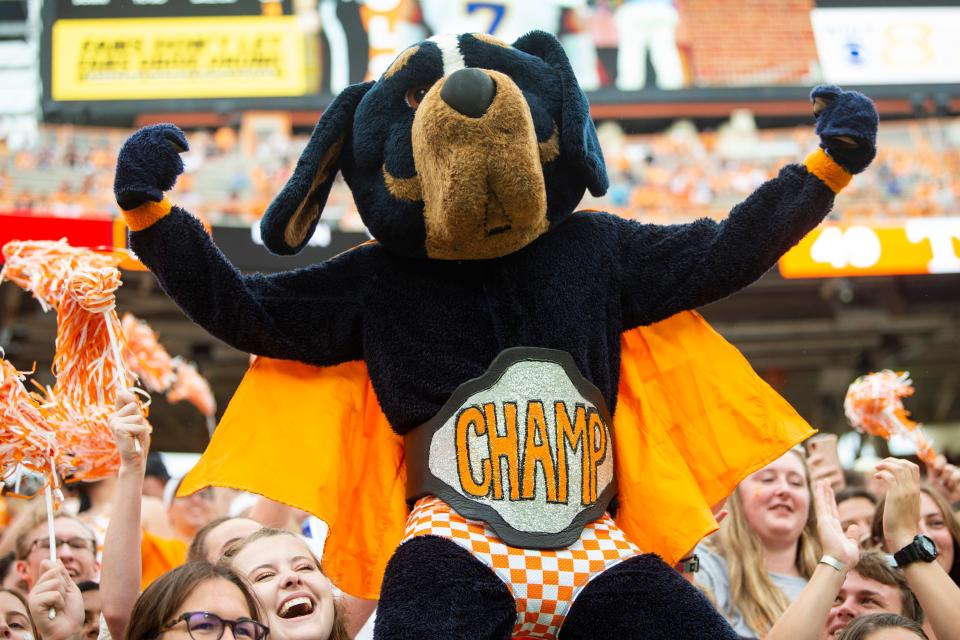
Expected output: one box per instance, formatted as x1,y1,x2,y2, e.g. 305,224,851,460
695,545,808,639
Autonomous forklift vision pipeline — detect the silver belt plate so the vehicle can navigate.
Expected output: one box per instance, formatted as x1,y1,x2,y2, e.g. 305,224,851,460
405,347,616,549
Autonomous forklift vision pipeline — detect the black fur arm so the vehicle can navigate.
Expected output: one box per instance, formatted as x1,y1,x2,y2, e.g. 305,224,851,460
619,160,835,329
129,207,366,365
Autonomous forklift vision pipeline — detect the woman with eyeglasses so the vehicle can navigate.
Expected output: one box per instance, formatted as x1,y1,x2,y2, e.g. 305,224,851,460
124,562,268,640
222,529,349,640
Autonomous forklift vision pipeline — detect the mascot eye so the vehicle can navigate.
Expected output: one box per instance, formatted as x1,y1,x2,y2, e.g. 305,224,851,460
405,86,430,109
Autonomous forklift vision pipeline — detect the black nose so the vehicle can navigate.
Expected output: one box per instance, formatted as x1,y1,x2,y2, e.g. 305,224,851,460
440,68,496,118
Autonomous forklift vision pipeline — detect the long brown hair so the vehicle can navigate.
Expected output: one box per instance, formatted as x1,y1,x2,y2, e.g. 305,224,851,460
125,562,263,640
222,528,350,640
0,588,39,638
871,482,960,585
707,448,820,635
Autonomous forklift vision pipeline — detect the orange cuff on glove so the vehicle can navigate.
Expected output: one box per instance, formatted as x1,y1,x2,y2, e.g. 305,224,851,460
805,148,852,194
122,198,172,231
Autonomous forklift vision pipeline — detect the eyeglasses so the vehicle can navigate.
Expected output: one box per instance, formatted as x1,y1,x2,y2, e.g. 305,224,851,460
162,612,269,640
29,537,96,554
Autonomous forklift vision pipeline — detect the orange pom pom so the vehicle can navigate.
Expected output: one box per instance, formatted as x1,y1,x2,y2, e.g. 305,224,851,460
845,370,935,465
122,313,176,393
2,240,129,481
167,359,216,419
0,357,61,497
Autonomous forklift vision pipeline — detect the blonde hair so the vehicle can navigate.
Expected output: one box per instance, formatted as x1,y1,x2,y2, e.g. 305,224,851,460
708,448,821,635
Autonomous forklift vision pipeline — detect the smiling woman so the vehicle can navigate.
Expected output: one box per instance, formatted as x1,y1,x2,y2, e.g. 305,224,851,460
222,529,349,640
696,448,821,639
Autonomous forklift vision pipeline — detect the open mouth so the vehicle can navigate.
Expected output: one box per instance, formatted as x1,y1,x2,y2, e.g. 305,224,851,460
278,596,315,619
485,224,511,237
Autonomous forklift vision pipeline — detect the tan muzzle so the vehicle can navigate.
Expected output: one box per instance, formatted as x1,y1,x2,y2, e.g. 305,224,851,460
410,69,549,260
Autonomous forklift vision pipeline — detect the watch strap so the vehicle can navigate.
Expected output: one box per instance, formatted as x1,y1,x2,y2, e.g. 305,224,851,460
819,554,846,573
893,535,937,568
894,543,919,567
675,554,699,573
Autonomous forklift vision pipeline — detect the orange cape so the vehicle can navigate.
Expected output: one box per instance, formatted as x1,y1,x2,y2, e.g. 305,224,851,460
180,310,813,599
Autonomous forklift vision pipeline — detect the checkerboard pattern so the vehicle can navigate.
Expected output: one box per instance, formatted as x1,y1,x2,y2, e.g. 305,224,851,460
402,496,641,639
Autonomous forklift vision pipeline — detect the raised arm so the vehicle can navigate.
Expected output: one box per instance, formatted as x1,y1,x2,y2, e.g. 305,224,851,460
114,125,369,365
620,86,878,328
877,458,960,640
766,480,861,640
100,390,151,640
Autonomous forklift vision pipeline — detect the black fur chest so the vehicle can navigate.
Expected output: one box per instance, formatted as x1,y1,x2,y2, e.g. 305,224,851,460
361,213,624,434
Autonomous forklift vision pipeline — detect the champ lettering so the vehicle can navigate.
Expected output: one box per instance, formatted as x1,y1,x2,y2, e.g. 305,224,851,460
455,401,607,506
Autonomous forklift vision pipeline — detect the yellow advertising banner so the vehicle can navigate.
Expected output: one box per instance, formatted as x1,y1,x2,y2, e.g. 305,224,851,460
52,16,312,100
779,217,960,278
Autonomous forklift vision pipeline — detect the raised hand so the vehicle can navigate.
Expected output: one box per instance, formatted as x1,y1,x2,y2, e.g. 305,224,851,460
810,84,878,175
27,560,85,640
874,457,921,551
926,454,960,504
111,389,152,470
113,123,189,210
814,480,860,571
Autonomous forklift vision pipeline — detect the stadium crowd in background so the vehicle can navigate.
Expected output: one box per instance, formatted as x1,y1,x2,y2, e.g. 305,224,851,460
1,116,958,228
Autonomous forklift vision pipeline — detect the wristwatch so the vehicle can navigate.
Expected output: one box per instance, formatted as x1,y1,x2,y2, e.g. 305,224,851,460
675,554,699,574
893,535,939,568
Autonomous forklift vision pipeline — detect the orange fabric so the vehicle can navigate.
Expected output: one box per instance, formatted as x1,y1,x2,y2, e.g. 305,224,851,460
180,311,813,599
612,311,814,566
179,358,407,600
121,198,172,231
140,528,187,591
804,148,852,193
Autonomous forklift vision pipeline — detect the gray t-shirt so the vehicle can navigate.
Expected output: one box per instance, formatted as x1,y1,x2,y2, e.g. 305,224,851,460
695,545,807,639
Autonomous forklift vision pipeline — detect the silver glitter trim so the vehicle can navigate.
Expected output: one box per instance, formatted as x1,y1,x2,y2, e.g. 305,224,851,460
427,360,614,535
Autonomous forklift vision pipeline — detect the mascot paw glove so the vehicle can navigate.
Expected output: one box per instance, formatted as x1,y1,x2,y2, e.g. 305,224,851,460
114,123,189,210
811,85,878,175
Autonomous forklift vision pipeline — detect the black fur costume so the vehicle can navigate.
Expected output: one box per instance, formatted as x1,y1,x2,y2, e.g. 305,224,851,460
115,32,878,639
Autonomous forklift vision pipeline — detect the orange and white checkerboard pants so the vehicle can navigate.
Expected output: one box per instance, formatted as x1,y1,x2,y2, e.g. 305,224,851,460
401,496,641,640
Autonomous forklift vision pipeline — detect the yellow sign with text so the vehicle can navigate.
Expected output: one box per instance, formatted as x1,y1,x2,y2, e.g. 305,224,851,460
779,218,960,278
52,17,312,100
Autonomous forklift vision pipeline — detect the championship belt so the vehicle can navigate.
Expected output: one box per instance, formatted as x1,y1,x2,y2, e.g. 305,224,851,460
405,348,616,549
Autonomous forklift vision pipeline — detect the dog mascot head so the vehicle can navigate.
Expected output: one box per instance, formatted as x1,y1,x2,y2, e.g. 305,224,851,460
260,31,608,260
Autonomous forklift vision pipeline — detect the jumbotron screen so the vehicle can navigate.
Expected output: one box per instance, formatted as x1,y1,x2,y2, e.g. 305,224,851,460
42,0,960,104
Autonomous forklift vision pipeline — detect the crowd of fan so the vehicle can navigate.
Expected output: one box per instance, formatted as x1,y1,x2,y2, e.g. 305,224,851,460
0,387,959,639
1,116,958,227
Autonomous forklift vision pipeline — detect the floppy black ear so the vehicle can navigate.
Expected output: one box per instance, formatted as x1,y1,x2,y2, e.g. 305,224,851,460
513,31,608,197
260,81,374,255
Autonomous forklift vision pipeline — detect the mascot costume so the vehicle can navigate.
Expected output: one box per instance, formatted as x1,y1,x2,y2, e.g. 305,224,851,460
114,32,878,639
